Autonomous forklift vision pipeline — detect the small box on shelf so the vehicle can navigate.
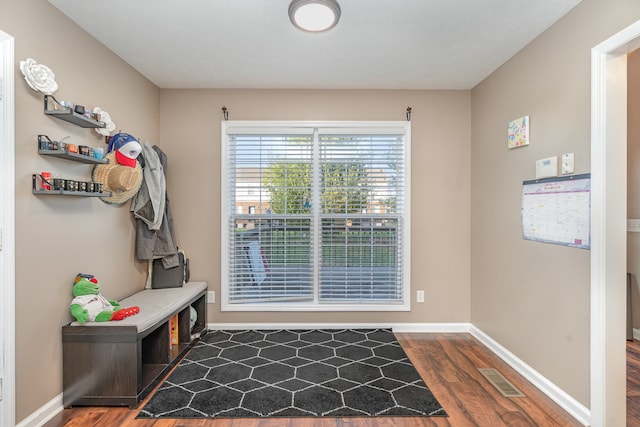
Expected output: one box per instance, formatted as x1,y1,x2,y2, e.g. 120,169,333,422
170,314,179,347
31,174,110,198
43,95,106,129
38,135,107,165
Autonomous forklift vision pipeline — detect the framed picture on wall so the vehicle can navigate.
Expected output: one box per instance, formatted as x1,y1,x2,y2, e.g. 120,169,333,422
508,115,529,149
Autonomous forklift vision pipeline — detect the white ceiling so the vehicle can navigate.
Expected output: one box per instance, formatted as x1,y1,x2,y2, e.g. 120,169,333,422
48,0,581,90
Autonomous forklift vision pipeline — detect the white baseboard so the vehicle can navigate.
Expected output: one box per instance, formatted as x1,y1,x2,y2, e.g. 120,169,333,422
469,326,590,426
206,322,472,333
22,323,589,427
15,393,62,427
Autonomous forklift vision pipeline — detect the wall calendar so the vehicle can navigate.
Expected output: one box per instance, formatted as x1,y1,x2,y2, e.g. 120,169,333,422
521,173,590,249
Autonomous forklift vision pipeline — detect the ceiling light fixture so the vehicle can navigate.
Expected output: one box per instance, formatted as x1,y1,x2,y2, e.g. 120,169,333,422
289,0,341,33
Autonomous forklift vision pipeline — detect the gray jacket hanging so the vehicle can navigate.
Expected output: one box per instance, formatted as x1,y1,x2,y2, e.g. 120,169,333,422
131,142,166,230
132,144,179,268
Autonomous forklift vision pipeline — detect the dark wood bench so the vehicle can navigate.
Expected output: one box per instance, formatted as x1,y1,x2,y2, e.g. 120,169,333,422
62,281,208,408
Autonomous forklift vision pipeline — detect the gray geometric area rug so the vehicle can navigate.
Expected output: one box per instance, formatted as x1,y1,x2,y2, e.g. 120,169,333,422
138,329,447,419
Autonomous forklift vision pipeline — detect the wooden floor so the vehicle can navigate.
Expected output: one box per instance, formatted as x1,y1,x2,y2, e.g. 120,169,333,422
43,332,585,427
628,339,640,427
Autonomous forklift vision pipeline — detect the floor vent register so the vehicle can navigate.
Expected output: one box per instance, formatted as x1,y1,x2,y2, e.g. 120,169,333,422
478,368,525,398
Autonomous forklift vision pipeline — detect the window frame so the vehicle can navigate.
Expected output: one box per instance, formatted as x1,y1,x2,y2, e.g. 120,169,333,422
221,120,411,312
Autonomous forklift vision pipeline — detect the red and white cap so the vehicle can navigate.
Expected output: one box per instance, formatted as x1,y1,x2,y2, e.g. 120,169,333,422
107,133,142,168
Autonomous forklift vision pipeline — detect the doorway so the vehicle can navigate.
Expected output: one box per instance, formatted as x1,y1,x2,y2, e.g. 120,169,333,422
591,19,640,426
0,29,15,427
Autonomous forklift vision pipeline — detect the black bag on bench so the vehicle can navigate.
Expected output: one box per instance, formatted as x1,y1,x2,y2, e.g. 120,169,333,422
150,249,190,289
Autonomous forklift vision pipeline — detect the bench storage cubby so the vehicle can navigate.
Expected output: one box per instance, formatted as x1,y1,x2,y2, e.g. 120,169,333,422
62,281,208,408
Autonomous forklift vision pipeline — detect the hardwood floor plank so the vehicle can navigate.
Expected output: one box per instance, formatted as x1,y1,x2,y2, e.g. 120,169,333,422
628,339,640,425
50,407,109,427
402,333,581,427
43,332,586,427
435,335,522,412
403,347,477,425
627,396,640,427
629,340,640,395
447,381,511,426
455,335,576,427
499,411,540,427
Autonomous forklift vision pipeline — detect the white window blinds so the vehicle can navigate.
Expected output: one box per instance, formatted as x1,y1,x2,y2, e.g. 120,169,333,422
318,133,405,303
223,122,410,310
227,133,314,303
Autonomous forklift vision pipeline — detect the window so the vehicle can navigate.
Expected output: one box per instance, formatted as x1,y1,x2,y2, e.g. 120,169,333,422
221,121,410,311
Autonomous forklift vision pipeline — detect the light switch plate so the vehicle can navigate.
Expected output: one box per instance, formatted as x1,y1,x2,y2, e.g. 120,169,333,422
561,153,575,174
535,156,558,179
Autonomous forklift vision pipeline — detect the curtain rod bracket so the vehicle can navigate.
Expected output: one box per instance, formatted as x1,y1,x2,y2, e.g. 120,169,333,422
222,106,229,121
406,106,412,121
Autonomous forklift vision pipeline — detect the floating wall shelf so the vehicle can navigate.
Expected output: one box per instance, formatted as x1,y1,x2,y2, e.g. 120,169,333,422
43,95,106,129
32,188,110,197
38,148,107,165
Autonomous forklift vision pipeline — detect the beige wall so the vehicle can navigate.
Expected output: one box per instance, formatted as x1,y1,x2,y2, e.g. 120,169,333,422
629,50,640,329
2,0,160,422
159,89,471,325
471,0,640,407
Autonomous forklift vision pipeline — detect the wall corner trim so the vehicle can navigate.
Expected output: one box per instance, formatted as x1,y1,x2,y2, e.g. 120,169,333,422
469,325,590,426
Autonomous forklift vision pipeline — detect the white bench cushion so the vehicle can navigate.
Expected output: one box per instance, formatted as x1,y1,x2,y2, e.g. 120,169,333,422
69,281,207,333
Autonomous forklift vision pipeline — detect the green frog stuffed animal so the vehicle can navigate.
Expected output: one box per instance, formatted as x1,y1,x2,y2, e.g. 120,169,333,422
70,273,139,323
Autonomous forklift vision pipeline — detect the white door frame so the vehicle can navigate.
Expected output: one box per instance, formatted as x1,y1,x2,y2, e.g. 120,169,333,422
0,29,15,427
591,20,640,427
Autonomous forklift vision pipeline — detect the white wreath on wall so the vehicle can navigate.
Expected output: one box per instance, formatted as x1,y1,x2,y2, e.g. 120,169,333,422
19,58,58,95
92,107,116,136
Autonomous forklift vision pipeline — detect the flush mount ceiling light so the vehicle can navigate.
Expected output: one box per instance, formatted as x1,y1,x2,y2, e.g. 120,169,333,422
289,0,341,33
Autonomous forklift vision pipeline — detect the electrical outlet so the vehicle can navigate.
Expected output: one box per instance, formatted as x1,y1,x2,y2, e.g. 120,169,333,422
207,291,215,304
416,290,425,303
